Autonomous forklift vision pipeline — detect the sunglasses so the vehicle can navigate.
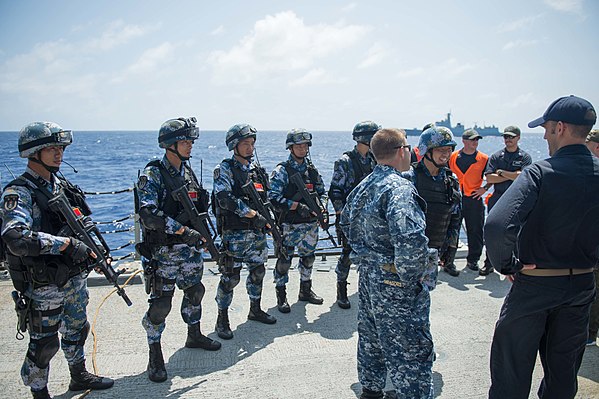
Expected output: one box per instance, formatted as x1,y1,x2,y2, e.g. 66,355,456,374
394,144,412,151
502,135,517,140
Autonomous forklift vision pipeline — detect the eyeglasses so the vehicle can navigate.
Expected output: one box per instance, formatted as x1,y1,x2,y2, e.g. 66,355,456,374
502,135,517,140
394,144,411,152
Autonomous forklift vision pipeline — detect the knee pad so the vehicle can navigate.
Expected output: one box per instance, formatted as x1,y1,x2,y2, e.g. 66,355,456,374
276,256,292,276
249,264,266,284
221,268,241,293
301,254,316,269
28,334,59,369
184,282,206,306
148,293,174,325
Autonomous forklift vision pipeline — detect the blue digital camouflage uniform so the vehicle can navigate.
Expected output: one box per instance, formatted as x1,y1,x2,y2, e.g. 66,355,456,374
0,167,89,391
329,147,376,282
137,155,205,344
213,156,269,309
340,164,435,398
269,155,326,285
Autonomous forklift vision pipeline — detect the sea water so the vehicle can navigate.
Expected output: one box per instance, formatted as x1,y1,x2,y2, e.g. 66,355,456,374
0,130,550,261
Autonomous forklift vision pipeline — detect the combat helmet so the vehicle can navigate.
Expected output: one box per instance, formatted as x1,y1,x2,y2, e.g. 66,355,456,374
18,122,73,158
226,124,257,151
285,128,312,149
417,126,457,155
158,117,199,149
352,121,380,145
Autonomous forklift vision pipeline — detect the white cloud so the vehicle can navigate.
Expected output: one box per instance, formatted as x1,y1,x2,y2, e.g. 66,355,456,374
127,42,176,74
87,20,155,51
497,14,543,33
342,2,358,12
506,92,535,108
544,0,583,13
502,39,539,50
288,68,346,87
211,25,225,36
437,58,475,75
397,67,424,79
357,42,388,69
208,10,370,85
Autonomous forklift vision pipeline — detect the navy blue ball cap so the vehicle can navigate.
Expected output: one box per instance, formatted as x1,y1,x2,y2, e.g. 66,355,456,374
528,95,596,128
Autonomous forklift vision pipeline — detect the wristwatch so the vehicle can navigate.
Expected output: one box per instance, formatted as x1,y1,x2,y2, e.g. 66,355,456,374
497,169,503,177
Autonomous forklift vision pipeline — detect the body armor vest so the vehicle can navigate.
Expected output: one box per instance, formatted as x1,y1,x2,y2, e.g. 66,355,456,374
216,159,269,231
142,160,209,247
413,163,460,249
345,149,374,190
279,161,320,224
4,174,88,290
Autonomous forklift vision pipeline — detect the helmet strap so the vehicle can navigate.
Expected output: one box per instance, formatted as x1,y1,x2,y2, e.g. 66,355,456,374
424,151,444,169
29,154,59,174
233,147,253,163
167,143,190,161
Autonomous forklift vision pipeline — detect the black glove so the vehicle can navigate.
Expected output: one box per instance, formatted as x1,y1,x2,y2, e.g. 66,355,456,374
296,203,312,218
252,213,268,229
65,238,93,263
180,227,205,249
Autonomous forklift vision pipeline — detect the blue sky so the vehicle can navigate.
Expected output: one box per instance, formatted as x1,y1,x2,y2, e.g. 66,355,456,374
0,0,597,132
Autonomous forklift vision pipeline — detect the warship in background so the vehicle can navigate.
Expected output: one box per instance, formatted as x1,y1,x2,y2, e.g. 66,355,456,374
404,112,501,136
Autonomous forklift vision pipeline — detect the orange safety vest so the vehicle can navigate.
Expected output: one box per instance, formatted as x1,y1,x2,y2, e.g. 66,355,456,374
449,150,488,197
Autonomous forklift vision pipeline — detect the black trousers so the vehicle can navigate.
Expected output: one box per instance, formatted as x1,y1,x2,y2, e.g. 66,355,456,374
489,272,595,399
461,196,485,263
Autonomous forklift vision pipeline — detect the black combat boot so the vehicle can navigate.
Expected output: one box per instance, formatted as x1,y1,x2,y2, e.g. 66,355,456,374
31,387,52,399
360,387,384,399
215,308,234,340
479,259,494,276
147,342,167,383
276,285,290,313
185,323,222,350
68,360,114,391
298,280,324,304
336,281,351,309
248,299,277,324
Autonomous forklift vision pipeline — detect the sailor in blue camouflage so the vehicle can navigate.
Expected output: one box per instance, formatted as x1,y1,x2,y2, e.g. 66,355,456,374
329,121,378,309
137,117,220,383
1,121,113,398
212,124,276,340
269,128,327,312
340,128,434,399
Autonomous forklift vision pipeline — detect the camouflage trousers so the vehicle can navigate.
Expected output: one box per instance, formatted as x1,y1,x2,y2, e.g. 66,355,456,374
216,229,268,309
21,274,89,391
142,244,204,344
274,222,319,286
335,239,353,282
357,263,434,398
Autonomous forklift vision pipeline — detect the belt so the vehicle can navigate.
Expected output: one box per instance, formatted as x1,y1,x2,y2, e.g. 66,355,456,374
520,268,594,277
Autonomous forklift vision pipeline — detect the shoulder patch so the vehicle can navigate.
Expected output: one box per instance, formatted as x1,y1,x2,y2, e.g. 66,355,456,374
137,175,148,190
3,194,19,211
213,166,221,180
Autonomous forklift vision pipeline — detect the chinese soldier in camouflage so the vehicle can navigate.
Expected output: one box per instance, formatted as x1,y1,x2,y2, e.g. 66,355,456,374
212,124,277,340
341,128,435,399
136,117,220,383
404,126,462,278
329,121,378,309
1,122,113,398
269,129,327,313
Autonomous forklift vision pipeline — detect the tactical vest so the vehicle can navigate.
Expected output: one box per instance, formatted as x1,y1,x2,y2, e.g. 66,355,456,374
214,159,269,231
141,160,209,247
413,163,461,249
345,149,375,190
279,161,320,224
4,173,88,291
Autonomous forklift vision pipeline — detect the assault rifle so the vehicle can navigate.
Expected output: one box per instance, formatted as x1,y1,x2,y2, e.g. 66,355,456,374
171,184,222,263
288,173,337,246
241,180,288,259
47,191,132,306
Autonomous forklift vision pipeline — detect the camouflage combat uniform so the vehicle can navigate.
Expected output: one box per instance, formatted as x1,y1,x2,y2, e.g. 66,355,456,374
269,155,326,286
329,147,376,282
137,155,208,344
341,164,435,398
213,157,269,309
